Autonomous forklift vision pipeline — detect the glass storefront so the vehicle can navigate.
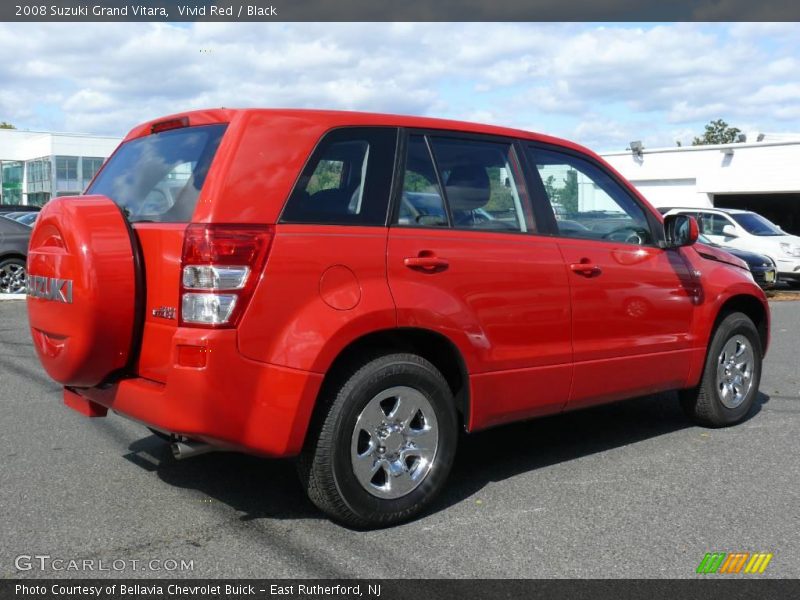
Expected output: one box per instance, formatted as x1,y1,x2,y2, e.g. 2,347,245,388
0,155,110,206
1,161,23,205
82,157,105,189
55,156,79,195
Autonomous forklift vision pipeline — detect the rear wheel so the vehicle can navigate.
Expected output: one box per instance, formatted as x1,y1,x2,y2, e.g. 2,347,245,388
680,312,762,427
298,353,457,528
0,258,26,294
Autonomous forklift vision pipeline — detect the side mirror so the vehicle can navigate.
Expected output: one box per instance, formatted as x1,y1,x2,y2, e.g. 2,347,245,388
664,214,699,248
722,224,738,238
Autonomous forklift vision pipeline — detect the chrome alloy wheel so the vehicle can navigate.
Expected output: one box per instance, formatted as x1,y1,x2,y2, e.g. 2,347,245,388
350,386,439,499
716,334,755,409
0,261,26,294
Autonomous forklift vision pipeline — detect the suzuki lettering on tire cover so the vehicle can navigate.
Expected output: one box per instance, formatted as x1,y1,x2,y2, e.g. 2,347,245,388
26,195,137,387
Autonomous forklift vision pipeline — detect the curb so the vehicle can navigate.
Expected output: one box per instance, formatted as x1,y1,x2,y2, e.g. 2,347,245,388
0,294,26,301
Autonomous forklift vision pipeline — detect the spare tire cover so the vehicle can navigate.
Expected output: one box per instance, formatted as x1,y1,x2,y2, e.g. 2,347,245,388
27,195,137,387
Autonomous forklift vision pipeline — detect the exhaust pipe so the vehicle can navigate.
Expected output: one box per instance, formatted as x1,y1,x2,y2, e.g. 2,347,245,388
171,440,216,460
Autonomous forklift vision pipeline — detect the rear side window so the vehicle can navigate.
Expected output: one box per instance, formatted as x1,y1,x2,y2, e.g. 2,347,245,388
281,127,397,226
87,124,227,223
429,137,531,232
397,135,448,227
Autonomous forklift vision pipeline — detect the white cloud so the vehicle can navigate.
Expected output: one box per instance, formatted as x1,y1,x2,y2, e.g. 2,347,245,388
0,22,798,151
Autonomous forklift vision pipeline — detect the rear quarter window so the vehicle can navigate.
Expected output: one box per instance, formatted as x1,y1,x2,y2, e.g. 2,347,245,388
87,124,227,223
280,127,398,226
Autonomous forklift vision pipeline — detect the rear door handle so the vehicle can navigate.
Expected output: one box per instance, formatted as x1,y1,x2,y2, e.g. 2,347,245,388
570,261,602,277
404,254,449,272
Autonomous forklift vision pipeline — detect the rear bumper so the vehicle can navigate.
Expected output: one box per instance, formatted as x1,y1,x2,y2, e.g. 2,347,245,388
69,330,324,457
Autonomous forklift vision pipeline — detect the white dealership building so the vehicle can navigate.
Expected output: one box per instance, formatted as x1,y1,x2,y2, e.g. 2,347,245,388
0,128,119,207
601,134,800,234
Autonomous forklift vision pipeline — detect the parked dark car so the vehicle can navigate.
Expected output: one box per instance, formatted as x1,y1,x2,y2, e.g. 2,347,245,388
0,216,31,293
0,204,40,213
1,212,38,226
697,233,777,290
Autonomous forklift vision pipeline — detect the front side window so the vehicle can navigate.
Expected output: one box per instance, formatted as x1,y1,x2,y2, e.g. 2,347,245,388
697,213,732,236
530,147,653,245
281,127,397,226
87,124,227,223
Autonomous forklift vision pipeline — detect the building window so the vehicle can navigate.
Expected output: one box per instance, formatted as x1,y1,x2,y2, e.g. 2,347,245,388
55,156,80,194
26,157,53,205
26,157,52,197
1,161,23,205
82,157,104,189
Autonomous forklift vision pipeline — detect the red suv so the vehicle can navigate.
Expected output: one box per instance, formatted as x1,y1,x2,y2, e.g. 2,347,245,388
26,110,769,528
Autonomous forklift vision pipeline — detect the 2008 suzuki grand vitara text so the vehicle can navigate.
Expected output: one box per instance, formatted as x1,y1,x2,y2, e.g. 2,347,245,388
26,109,769,528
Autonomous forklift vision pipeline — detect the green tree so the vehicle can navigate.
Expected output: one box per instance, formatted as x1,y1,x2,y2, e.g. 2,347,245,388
692,119,742,146
0,121,15,129
306,160,343,195
557,169,579,215
543,174,558,201
542,171,579,215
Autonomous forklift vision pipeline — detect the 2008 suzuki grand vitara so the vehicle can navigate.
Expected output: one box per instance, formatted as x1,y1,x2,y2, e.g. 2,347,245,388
26,109,769,528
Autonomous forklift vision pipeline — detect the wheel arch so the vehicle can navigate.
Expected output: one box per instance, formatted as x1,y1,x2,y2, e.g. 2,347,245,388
713,294,769,356
0,252,27,263
310,327,471,435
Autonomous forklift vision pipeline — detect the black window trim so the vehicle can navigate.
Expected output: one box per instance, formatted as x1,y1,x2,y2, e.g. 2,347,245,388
389,127,538,236
524,141,666,247
278,125,401,228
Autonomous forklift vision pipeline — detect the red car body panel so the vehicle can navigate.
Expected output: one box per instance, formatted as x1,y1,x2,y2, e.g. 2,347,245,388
236,224,397,371
77,330,324,456
133,223,185,383
387,227,573,429
26,108,770,458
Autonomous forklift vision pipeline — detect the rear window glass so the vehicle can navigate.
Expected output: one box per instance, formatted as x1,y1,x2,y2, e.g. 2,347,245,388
87,124,227,223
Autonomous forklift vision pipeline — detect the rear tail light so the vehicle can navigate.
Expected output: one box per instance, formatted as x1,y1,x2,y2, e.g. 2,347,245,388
179,224,274,328
181,293,238,325
182,265,250,290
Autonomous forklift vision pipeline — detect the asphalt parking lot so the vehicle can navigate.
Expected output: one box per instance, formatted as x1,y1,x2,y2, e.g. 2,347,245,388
1,299,798,579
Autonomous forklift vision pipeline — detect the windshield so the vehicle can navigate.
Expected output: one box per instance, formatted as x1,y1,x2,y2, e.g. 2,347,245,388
731,212,784,236
87,124,227,223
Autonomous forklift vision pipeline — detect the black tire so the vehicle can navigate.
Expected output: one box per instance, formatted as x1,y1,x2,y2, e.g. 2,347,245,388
680,312,762,427
0,257,26,294
298,353,458,528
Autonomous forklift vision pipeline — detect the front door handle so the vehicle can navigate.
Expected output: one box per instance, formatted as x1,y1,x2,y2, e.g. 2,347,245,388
404,253,449,273
570,260,602,278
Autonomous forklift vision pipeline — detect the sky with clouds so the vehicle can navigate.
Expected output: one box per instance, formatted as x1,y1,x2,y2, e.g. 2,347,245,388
1,21,799,151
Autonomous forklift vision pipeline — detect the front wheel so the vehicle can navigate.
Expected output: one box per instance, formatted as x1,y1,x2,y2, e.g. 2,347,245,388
298,353,458,528
680,312,762,427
